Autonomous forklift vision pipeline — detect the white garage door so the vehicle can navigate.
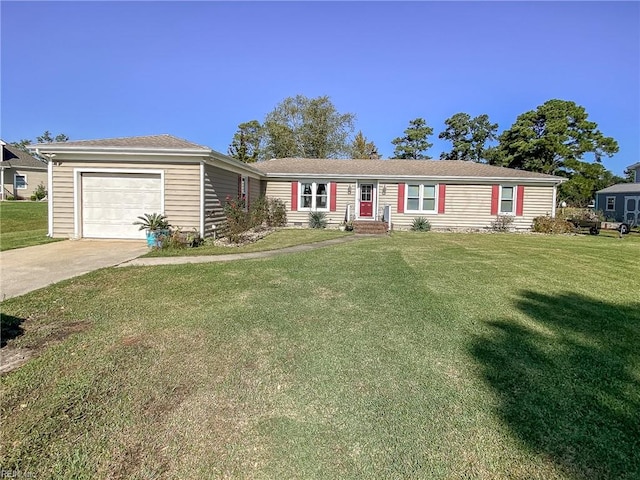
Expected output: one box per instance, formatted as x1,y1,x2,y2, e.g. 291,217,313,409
82,172,162,239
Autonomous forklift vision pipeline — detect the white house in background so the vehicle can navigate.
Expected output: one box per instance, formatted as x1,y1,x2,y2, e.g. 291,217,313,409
1,140,48,200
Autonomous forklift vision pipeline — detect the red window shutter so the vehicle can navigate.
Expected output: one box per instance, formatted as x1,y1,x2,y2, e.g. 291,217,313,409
491,185,499,215
330,182,337,212
237,175,242,197
247,177,251,208
438,184,446,214
291,182,298,211
516,185,525,216
397,183,405,213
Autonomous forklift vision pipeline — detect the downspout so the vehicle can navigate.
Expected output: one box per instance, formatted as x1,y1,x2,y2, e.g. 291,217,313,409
551,184,557,218
48,158,54,236
199,162,205,238
0,143,4,201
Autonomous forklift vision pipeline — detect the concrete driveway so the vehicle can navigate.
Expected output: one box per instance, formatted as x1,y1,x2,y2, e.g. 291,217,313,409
1,240,148,300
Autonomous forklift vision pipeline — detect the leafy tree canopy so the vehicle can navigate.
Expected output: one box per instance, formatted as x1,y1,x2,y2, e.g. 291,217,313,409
228,120,263,163
558,159,626,207
262,95,355,159
391,118,433,159
10,131,68,152
489,99,618,175
439,113,498,162
350,131,379,159
37,131,69,143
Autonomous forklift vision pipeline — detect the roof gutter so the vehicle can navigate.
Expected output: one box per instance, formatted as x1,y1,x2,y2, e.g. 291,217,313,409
28,144,210,157
28,144,265,177
258,172,566,184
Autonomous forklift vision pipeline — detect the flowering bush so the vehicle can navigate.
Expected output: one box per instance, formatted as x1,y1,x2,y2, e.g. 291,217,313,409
223,195,288,243
267,198,287,227
224,196,250,243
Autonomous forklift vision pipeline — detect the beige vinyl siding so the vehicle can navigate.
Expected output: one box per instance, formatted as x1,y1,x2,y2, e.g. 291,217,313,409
264,180,351,226
264,180,301,225
51,161,200,238
520,185,555,221
388,183,555,231
203,164,240,237
262,179,556,231
51,164,75,236
248,177,261,205
334,183,352,224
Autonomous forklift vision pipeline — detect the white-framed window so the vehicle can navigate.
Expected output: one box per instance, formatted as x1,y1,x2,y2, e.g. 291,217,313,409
14,174,27,189
406,184,437,213
606,196,615,211
500,185,516,214
299,181,329,211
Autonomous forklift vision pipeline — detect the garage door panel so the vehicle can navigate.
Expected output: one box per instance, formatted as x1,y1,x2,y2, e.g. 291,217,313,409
82,173,162,239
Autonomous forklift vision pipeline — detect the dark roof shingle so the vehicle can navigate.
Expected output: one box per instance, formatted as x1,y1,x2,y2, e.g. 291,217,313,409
254,158,561,180
597,183,640,194
33,134,210,151
1,143,47,169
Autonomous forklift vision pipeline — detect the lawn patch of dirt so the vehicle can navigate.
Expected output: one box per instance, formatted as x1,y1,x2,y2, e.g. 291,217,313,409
0,318,91,374
0,348,33,374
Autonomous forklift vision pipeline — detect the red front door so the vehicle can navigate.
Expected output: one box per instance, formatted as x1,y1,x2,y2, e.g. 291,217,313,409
359,184,374,217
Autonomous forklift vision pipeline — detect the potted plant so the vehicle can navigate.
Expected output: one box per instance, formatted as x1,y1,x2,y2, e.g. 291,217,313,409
133,213,170,248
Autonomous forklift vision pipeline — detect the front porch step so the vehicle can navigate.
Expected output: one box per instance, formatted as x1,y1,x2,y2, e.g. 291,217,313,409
352,221,389,235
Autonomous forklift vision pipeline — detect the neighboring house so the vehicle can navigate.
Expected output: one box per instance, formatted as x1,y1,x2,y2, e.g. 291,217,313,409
255,158,563,231
0,140,48,200
31,134,564,240
628,162,640,183
595,162,640,227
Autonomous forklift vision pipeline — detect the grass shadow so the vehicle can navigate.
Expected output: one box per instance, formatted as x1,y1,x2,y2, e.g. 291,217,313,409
1,313,25,347
471,291,640,479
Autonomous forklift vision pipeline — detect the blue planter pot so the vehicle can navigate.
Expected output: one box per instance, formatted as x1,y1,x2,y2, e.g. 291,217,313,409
146,229,169,248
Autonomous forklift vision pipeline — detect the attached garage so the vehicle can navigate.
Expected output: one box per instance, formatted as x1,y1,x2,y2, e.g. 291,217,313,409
80,171,163,239
30,135,263,240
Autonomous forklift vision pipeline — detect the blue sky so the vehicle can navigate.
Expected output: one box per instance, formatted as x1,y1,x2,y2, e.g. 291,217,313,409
1,1,638,175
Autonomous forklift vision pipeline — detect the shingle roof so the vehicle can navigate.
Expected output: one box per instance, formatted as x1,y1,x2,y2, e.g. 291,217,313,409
254,158,562,180
597,183,640,194
0,143,47,169
34,134,210,151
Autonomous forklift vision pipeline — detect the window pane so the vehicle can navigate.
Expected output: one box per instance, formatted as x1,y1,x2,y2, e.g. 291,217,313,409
408,185,420,197
423,198,436,211
407,198,419,210
423,185,436,199
607,198,615,210
301,183,313,208
316,183,328,209
15,176,26,189
502,186,513,200
501,200,513,213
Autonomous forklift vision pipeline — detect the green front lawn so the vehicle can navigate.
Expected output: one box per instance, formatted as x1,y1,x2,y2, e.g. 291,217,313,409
1,233,638,479
0,201,62,251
